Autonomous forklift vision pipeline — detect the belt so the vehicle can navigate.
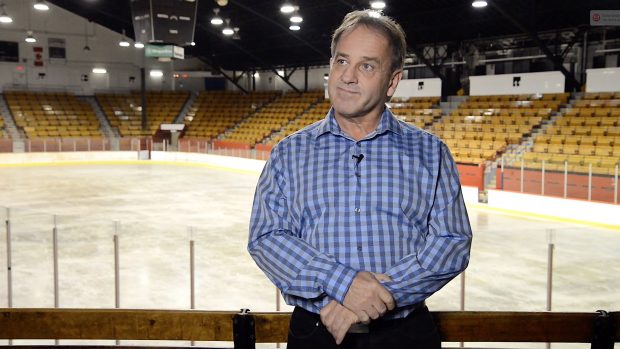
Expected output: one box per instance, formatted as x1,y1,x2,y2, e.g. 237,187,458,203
347,301,426,334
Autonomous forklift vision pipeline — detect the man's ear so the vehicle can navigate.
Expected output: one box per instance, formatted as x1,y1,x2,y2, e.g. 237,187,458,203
386,69,403,98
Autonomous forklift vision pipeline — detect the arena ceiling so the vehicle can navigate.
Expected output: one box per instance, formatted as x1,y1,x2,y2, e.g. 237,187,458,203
48,0,619,72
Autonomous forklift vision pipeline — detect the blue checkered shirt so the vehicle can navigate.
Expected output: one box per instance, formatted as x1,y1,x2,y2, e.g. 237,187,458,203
248,107,472,319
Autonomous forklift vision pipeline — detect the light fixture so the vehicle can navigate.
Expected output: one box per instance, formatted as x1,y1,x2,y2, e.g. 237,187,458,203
210,8,223,25
83,20,90,51
222,19,233,35
150,70,163,77
289,25,300,31
33,0,49,11
232,27,240,40
190,41,196,46
119,29,130,47
25,31,36,43
0,2,13,23
280,2,295,13
253,72,259,78
370,1,386,9
276,70,284,76
472,0,488,8
92,68,107,74
290,12,303,23
134,42,144,48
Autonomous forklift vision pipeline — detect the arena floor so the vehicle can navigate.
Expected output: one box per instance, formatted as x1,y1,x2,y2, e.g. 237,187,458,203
0,161,618,348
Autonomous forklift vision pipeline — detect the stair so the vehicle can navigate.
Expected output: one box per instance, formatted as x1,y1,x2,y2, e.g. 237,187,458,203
173,91,198,124
78,96,118,138
0,93,24,141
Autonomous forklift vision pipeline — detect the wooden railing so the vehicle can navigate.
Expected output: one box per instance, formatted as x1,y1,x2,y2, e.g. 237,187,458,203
0,309,617,348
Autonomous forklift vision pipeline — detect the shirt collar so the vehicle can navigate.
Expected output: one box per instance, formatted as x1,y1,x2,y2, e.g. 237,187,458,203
315,106,404,139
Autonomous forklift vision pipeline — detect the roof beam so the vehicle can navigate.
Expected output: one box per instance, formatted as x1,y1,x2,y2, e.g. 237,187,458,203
489,2,581,91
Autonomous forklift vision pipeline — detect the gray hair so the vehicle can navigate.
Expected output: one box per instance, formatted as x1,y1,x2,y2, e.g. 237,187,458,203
331,10,407,73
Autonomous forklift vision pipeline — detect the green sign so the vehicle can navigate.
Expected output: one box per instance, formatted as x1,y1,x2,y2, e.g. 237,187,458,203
145,44,184,59
146,45,173,57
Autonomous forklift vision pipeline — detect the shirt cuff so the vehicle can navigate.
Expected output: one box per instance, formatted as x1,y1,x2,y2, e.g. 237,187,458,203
323,263,358,304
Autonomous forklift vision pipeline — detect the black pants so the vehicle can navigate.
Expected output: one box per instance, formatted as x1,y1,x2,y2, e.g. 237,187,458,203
287,306,441,349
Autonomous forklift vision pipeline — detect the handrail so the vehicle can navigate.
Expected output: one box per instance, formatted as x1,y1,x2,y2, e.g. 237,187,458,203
0,309,617,347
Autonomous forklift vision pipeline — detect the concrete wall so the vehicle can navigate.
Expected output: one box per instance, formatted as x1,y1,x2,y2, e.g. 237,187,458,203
586,67,620,92
0,0,207,93
469,71,565,95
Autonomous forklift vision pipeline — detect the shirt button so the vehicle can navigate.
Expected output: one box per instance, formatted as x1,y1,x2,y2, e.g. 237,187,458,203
357,245,362,252
354,207,361,214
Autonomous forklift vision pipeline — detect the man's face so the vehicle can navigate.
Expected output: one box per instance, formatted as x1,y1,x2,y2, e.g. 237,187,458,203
328,25,402,121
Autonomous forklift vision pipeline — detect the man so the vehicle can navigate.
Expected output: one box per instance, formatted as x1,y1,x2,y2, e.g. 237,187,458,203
248,9,472,349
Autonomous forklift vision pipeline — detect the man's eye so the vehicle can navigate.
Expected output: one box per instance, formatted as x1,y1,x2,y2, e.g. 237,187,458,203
337,59,347,65
361,63,374,72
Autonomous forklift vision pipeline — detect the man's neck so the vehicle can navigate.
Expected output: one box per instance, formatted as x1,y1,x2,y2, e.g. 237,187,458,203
334,111,383,141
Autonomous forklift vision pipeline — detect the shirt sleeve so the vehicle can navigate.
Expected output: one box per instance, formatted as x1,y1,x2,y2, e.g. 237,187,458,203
382,143,472,307
248,146,358,304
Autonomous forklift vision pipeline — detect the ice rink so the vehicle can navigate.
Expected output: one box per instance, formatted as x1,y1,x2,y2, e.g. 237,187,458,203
0,161,618,348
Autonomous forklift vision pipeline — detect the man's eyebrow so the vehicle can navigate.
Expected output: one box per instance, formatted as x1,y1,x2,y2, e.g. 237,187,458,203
334,52,381,64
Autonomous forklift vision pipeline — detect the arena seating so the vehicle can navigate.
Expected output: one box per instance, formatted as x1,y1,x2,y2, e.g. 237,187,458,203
183,91,279,140
0,116,5,138
266,98,330,146
97,91,189,137
389,96,442,129
433,93,568,165
224,90,323,145
524,92,620,175
4,91,102,139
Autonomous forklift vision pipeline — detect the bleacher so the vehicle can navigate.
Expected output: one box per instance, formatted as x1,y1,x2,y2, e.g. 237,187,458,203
432,93,568,165
223,90,323,146
97,91,189,137
524,92,620,175
4,91,102,139
0,116,5,138
389,96,442,129
183,91,279,140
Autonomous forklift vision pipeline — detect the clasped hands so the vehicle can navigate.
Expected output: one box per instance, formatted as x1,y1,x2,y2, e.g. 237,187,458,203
319,271,394,344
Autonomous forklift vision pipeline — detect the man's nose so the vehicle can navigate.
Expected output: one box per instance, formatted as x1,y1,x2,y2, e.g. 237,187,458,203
339,64,358,84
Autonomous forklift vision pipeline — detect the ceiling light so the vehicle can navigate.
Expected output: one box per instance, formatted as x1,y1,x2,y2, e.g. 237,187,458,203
25,31,36,43
232,27,240,40
472,0,488,8
0,3,12,23
33,0,49,11
370,1,386,9
150,70,163,77
222,18,233,35
289,25,300,31
134,42,144,48
210,8,223,25
92,68,107,74
190,41,196,46
119,29,130,47
280,2,295,13
290,13,303,23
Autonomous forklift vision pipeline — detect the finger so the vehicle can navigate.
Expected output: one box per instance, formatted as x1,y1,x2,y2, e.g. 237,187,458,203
373,302,387,316
366,306,380,320
378,289,396,310
335,327,347,345
356,310,370,324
